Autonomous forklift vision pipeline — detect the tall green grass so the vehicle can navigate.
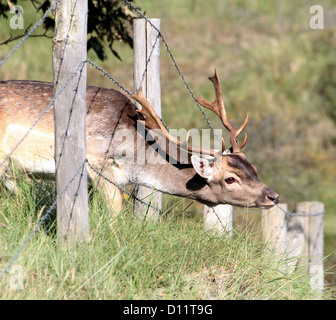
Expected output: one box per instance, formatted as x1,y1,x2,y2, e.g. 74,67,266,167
0,173,322,299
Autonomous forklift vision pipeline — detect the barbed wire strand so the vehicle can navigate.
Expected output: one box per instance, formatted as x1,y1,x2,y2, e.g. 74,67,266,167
276,204,325,217
86,59,169,130
260,204,324,272
0,0,59,69
0,0,324,283
87,161,163,215
55,61,86,171
135,30,161,94
261,204,325,252
123,0,220,142
0,159,87,281
86,59,132,95
0,1,88,280
0,29,165,275
0,60,86,172
54,0,79,87
0,0,87,278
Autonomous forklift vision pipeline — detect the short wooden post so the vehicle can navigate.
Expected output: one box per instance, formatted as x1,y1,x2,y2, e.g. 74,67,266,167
261,203,287,256
53,0,89,243
295,201,324,295
133,18,162,221
204,205,232,234
286,214,305,274
286,217,304,274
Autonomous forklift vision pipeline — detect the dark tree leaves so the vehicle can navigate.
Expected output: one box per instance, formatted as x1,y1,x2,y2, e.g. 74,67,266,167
0,0,138,61
87,36,105,61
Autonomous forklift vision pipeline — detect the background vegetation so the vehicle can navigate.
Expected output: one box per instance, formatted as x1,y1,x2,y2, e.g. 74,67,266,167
0,174,317,299
0,0,335,298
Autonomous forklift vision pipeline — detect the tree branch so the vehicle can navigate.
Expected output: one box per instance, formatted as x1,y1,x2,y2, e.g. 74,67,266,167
0,24,53,46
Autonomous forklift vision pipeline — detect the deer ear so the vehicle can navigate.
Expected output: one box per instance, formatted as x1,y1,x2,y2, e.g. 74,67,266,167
191,155,216,180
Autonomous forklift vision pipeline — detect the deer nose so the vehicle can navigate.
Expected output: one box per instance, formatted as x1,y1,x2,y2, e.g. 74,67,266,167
267,193,279,204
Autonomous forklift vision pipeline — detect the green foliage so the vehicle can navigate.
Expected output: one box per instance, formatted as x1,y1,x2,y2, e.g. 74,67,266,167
0,0,137,61
0,174,320,299
316,62,336,124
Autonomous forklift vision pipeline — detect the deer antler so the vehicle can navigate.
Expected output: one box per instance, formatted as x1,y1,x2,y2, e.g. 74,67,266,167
131,87,222,157
196,69,248,154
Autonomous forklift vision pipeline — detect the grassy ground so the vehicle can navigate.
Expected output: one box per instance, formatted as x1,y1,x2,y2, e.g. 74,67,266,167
0,174,319,299
1,0,336,298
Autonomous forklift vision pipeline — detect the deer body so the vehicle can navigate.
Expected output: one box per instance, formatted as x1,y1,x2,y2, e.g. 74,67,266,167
0,73,279,211
0,80,139,207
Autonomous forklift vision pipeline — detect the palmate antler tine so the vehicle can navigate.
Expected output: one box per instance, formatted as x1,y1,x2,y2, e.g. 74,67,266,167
196,71,224,120
131,87,180,146
196,69,248,154
131,88,218,156
229,114,248,152
180,130,190,150
131,87,165,130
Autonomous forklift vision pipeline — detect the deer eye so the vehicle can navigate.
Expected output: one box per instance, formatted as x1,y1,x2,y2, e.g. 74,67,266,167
225,177,236,184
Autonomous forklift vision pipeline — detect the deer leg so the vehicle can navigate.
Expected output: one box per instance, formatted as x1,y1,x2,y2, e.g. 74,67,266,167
87,165,123,214
0,155,17,193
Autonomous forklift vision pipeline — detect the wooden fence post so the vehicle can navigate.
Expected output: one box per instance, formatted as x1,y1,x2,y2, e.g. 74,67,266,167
261,203,287,257
204,205,232,234
133,18,162,221
53,0,89,243
286,216,305,274
261,201,324,296
295,201,324,295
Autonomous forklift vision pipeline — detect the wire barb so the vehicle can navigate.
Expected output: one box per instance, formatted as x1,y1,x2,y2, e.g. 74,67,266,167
276,204,325,217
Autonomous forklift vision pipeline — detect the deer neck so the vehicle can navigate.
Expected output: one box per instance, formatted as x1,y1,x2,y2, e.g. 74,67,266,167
130,161,215,205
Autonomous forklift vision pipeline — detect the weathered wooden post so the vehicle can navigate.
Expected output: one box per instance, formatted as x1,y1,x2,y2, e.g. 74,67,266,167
261,203,287,259
133,18,162,221
286,216,305,274
53,0,89,243
261,203,306,273
295,201,324,296
204,205,232,234
261,201,324,296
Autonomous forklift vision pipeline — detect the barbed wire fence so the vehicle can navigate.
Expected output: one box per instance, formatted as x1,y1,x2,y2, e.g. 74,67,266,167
261,202,325,296
0,0,86,280
0,0,325,294
0,0,190,280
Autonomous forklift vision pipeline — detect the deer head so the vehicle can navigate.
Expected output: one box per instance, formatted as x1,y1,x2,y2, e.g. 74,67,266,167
131,70,279,208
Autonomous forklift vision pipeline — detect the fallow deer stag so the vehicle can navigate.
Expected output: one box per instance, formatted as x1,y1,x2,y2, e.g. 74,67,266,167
0,70,279,210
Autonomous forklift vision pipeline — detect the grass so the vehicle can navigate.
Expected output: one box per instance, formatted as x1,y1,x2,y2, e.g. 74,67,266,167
0,173,320,300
